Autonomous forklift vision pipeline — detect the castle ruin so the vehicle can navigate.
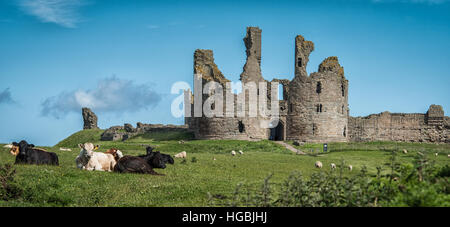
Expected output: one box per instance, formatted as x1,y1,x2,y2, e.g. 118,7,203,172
184,26,450,143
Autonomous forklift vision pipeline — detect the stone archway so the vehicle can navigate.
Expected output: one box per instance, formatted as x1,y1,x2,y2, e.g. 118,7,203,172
270,120,285,141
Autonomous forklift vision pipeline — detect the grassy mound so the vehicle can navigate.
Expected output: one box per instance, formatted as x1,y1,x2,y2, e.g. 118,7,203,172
55,129,104,148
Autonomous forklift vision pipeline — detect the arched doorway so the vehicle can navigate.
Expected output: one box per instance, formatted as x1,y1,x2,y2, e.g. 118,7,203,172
270,121,284,141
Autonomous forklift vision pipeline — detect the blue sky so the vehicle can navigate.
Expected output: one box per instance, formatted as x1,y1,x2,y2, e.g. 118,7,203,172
0,0,449,146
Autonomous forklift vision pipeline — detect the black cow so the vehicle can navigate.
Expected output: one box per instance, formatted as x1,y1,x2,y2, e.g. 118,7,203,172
114,152,166,175
138,146,174,167
12,140,59,166
114,146,174,175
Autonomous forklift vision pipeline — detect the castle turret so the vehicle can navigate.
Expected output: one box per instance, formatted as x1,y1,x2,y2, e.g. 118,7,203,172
240,27,265,83
294,35,314,77
287,36,348,142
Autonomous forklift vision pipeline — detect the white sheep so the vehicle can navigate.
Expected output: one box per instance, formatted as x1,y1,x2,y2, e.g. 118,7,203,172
231,150,236,156
348,165,353,171
402,149,408,154
315,161,323,168
447,154,450,158
435,153,438,157
330,163,336,169
174,151,187,158
238,150,243,155
213,157,217,161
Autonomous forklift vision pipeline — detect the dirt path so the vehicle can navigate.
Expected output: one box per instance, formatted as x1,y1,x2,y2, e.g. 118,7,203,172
274,141,306,155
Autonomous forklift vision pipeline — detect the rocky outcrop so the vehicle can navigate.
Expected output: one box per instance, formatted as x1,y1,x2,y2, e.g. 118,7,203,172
82,107,99,130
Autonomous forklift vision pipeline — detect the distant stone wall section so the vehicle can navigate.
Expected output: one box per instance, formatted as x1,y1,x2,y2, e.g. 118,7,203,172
348,105,449,143
100,123,190,141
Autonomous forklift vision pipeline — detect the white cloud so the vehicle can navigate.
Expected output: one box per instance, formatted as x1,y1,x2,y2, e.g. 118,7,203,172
41,76,162,119
0,88,15,105
19,0,88,28
147,25,160,29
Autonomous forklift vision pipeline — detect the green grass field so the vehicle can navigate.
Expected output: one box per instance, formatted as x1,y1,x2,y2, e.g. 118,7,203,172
0,129,449,207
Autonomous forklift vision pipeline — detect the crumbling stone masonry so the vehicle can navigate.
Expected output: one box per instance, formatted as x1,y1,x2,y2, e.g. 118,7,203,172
184,26,449,143
100,123,190,141
82,107,99,130
348,105,450,143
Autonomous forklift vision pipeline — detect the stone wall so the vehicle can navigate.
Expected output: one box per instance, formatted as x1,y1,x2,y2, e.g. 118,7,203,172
348,106,450,143
100,123,190,141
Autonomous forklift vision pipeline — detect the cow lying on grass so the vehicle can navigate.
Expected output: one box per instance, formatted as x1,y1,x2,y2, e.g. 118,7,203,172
104,148,124,162
138,146,174,166
12,140,59,166
114,146,173,175
76,143,119,172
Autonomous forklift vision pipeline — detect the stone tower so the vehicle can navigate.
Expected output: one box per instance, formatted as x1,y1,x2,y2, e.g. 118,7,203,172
82,107,99,130
286,35,349,142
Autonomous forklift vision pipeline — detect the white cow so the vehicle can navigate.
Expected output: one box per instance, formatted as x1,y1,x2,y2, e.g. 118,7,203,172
75,143,117,172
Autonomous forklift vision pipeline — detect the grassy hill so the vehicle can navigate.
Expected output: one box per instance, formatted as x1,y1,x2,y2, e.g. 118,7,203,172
55,129,105,148
0,130,449,207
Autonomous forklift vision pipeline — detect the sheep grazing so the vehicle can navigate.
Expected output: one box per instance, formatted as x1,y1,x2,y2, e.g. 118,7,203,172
348,165,353,171
330,163,336,169
231,150,236,156
174,151,187,159
315,161,323,168
213,157,217,161
435,153,438,157
59,148,72,151
402,149,408,154
238,150,243,155
3,144,13,149
448,154,450,158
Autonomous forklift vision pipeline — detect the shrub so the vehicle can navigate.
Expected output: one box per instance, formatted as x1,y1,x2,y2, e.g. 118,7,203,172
209,151,449,207
0,164,23,201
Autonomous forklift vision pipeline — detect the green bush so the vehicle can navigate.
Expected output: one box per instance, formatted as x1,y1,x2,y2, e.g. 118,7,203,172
0,164,23,201
209,151,450,207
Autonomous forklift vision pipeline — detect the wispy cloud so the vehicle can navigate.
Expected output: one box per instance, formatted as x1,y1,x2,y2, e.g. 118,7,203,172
372,0,450,4
19,0,89,28
146,24,160,29
41,76,162,119
0,88,15,105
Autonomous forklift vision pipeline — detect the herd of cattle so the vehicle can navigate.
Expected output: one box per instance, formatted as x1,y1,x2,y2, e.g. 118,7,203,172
6,140,175,175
